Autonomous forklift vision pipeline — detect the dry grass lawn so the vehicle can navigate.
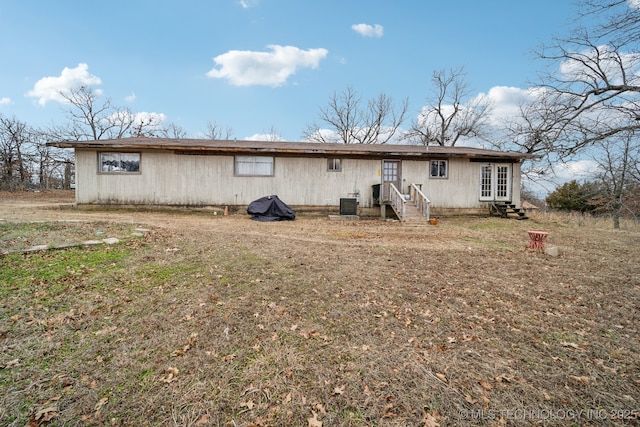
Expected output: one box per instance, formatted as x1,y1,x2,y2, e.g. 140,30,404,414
0,191,639,426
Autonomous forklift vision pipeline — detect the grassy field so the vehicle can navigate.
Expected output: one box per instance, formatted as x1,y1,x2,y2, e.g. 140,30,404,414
1,209,639,426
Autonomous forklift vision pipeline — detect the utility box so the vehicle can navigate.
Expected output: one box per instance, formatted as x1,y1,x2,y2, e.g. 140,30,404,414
339,198,358,216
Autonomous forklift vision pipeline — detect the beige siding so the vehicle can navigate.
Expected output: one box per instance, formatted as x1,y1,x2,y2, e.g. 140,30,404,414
75,149,521,209
76,150,382,206
398,158,521,209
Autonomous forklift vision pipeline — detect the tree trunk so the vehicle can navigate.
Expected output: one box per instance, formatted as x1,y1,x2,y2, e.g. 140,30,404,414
612,198,622,230
64,162,72,190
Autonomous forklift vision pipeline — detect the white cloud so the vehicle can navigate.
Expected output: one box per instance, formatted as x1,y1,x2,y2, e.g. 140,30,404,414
480,86,543,125
245,133,285,141
206,45,328,87
351,23,384,38
0,97,11,105
125,92,136,103
628,0,640,10
26,63,102,106
107,110,166,133
522,159,600,199
522,159,601,198
559,44,640,85
554,159,599,181
239,0,259,9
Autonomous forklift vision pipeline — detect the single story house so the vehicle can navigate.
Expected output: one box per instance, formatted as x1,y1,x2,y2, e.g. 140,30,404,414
48,138,530,220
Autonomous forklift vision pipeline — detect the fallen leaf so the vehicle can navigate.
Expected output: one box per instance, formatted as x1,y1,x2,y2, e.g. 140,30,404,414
494,374,512,383
308,411,323,427
160,367,179,383
569,375,590,385
479,380,493,390
561,342,583,350
45,395,62,404
94,326,117,336
3,358,19,368
170,348,185,357
195,415,210,426
422,410,440,427
435,373,447,383
314,403,327,415
333,385,345,395
34,405,58,421
94,397,108,411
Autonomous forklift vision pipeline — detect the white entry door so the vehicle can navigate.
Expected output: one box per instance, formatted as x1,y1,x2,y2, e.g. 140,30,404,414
479,163,512,202
382,160,401,200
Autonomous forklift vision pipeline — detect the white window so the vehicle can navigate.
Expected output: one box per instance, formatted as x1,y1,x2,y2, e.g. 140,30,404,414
99,152,140,173
430,160,448,178
480,164,492,199
327,158,342,172
235,156,274,176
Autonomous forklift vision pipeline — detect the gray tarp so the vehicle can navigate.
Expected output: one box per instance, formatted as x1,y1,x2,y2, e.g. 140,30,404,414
247,195,296,221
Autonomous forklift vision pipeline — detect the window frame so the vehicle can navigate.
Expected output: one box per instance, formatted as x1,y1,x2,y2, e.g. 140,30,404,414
234,155,275,176
327,158,342,172
429,159,448,179
98,152,141,174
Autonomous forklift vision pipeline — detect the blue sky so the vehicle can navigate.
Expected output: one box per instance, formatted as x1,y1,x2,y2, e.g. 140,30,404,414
0,0,578,145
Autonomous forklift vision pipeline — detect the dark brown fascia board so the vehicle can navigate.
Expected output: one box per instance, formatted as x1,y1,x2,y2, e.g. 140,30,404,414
173,148,525,162
48,139,530,161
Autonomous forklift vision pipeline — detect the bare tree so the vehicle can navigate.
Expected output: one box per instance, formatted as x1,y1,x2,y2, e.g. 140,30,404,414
204,121,234,140
58,86,117,140
157,123,188,139
29,129,72,189
590,131,639,228
404,68,493,146
248,126,284,142
524,1,640,159
0,115,33,190
262,126,284,141
483,2,640,201
57,86,165,140
303,86,408,144
579,0,640,47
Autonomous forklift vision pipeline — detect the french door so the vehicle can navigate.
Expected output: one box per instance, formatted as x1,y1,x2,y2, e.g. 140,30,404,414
479,163,512,202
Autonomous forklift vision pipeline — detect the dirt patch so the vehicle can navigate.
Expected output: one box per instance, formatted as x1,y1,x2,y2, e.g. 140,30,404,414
1,191,639,426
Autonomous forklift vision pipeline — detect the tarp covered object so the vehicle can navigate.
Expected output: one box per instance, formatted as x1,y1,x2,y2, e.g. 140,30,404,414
247,195,296,221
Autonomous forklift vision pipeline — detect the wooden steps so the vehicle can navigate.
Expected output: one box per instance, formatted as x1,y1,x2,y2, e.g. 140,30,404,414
490,202,529,220
403,203,430,223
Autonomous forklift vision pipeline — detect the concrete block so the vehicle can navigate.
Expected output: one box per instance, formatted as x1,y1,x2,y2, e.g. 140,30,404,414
544,246,560,257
